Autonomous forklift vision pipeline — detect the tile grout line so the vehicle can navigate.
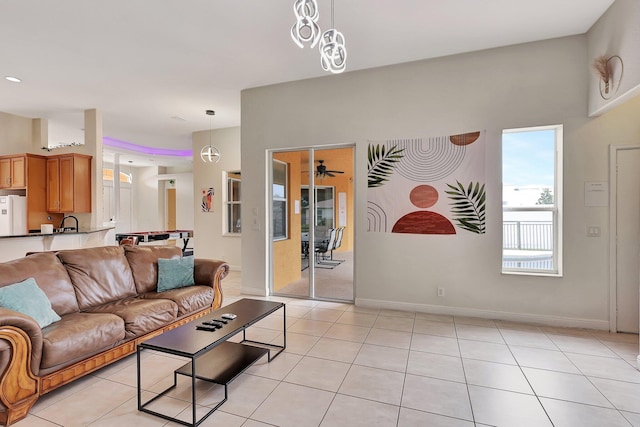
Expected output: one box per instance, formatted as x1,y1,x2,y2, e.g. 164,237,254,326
497,325,556,426
453,317,478,426
539,323,634,418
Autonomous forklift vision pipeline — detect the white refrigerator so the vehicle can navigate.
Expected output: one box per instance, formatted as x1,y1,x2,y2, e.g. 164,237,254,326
0,195,27,236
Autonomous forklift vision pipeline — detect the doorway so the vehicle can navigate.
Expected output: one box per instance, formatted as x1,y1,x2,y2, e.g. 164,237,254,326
167,187,176,230
270,146,355,302
609,145,640,333
102,165,133,233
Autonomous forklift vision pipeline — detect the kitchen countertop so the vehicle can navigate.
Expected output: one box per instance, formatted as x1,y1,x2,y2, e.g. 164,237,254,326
0,226,115,239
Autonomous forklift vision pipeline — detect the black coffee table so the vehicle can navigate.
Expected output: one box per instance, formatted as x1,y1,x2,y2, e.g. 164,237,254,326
136,298,285,427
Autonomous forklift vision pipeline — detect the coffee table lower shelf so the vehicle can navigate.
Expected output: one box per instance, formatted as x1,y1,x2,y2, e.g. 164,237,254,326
137,299,285,427
175,341,268,384
139,341,269,427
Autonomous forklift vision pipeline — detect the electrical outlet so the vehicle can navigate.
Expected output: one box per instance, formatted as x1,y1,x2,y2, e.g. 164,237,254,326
437,287,445,297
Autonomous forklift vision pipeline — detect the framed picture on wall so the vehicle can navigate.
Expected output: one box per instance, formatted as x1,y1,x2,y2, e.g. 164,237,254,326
201,187,214,212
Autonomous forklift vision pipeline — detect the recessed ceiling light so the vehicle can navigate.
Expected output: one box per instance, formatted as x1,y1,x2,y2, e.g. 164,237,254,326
5,76,21,83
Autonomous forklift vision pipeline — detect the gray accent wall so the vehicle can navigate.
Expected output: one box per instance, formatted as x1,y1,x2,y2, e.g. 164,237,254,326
240,34,640,328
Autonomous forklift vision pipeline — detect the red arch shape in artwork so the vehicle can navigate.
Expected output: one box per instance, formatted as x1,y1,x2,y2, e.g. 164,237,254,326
392,211,456,234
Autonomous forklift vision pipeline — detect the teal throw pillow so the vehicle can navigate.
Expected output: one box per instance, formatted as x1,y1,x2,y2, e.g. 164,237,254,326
157,256,195,292
0,277,61,328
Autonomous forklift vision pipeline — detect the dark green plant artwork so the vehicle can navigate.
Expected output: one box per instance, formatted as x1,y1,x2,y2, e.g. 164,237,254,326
445,181,486,234
367,144,404,188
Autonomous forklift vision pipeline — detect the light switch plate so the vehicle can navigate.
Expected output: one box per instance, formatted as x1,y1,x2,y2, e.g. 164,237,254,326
587,226,600,237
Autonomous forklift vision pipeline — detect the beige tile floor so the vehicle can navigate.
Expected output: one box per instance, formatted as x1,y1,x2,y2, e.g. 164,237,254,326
17,271,640,426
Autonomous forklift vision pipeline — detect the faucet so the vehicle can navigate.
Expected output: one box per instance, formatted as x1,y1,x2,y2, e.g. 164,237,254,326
60,215,79,232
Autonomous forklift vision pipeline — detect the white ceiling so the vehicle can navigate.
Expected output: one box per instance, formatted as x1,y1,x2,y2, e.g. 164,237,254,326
0,0,614,166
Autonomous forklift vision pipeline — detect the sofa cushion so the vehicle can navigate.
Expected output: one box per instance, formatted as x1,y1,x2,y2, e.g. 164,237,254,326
157,256,195,292
123,245,183,294
40,312,125,370
86,297,178,339
0,278,61,328
143,285,214,317
0,252,79,315
57,246,137,310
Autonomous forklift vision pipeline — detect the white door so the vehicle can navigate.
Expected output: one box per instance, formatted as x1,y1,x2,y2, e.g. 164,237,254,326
118,187,133,233
616,147,640,333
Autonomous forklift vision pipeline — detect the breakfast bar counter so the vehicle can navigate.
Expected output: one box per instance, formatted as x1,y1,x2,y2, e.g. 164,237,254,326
0,226,115,262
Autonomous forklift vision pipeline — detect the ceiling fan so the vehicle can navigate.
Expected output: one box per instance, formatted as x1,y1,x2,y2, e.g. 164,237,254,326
315,160,344,178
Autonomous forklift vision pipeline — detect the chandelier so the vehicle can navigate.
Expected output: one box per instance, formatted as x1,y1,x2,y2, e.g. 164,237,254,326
291,0,321,48
200,110,221,163
291,0,347,74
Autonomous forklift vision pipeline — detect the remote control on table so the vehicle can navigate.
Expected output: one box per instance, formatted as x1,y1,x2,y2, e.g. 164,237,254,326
212,318,228,324
196,325,218,332
221,313,237,320
202,321,220,327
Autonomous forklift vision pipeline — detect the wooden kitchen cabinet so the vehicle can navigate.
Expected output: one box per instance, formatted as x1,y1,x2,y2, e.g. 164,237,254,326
0,155,26,188
46,154,92,213
0,153,60,231
0,158,9,188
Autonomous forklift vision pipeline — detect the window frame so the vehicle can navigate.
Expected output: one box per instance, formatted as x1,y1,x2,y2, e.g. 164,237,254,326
223,171,241,236
502,124,563,276
272,159,288,241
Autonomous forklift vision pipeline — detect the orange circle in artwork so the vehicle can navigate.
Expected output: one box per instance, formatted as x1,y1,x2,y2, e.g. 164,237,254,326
409,185,439,208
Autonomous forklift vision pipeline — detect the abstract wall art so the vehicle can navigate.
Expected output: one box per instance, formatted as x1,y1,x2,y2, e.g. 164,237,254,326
367,131,485,235
201,187,214,212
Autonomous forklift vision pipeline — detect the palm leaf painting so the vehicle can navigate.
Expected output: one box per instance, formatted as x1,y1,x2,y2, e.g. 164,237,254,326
367,144,404,188
445,181,486,234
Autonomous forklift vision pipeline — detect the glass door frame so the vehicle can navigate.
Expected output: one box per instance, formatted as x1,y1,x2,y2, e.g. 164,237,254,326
268,145,354,302
267,149,318,298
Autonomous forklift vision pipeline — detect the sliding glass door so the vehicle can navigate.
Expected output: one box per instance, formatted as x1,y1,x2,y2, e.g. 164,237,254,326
270,146,354,302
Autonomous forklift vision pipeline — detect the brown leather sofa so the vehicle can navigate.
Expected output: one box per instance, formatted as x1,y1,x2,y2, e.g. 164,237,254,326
0,245,229,426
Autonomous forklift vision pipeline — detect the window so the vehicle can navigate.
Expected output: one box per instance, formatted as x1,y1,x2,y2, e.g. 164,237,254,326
102,168,132,184
225,171,241,234
301,186,335,236
502,125,562,275
273,159,288,240
301,185,334,233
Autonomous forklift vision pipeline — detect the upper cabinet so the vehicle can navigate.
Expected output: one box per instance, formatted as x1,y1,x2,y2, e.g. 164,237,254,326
0,153,62,231
0,155,26,189
0,158,9,188
46,154,92,213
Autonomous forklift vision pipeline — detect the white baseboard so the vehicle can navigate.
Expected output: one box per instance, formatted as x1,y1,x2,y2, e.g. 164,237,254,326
355,298,610,331
241,286,267,296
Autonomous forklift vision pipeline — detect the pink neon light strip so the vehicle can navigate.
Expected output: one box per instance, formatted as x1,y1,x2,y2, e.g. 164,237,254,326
103,137,192,157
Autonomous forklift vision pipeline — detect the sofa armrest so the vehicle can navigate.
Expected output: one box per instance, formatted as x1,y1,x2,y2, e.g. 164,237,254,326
193,259,229,310
0,308,43,377
0,309,41,424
